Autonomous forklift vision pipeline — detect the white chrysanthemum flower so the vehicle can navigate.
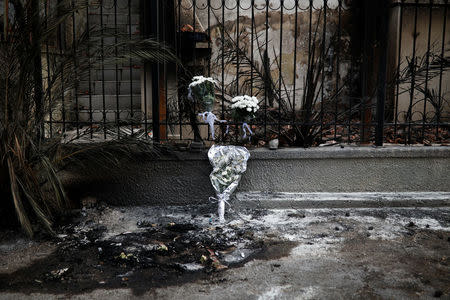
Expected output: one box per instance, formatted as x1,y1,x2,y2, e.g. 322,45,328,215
189,76,216,88
231,95,260,114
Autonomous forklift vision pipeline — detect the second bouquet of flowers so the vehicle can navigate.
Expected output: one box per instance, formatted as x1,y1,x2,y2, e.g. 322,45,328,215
188,76,225,140
230,95,259,139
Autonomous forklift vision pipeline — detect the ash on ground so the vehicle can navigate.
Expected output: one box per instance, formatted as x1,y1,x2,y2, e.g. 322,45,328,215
0,205,291,295
0,204,449,298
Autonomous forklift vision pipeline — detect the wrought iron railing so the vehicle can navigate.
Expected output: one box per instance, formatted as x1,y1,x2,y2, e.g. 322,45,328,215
6,0,449,146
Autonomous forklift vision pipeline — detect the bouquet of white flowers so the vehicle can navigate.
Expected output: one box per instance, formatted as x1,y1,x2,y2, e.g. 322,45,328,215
188,76,225,140
188,76,216,112
208,145,250,222
230,95,260,139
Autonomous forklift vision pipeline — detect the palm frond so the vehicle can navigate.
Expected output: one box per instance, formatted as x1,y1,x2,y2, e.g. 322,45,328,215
1,0,176,235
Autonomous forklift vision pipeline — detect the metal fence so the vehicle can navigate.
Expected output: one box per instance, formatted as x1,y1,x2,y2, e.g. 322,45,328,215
18,0,450,145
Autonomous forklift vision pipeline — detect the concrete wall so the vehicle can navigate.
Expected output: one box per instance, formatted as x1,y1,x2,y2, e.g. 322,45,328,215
190,0,352,106
61,146,450,206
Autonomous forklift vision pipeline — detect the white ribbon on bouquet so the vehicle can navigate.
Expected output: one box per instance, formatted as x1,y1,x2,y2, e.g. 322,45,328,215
209,194,230,223
198,111,229,140
242,122,253,140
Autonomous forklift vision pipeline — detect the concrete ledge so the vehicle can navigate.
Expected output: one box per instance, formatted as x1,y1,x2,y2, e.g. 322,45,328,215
240,146,450,195
248,145,450,160
61,146,450,206
235,192,450,209
145,145,450,161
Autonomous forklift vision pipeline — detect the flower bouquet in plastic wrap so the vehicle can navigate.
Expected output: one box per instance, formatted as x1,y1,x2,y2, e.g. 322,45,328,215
208,145,250,222
231,95,259,140
188,76,225,139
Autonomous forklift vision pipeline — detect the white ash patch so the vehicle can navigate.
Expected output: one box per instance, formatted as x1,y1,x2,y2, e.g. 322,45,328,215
177,263,204,271
257,285,291,300
290,237,343,257
258,209,328,227
222,248,254,264
345,215,407,241
297,285,321,300
394,217,450,231
94,208,141,239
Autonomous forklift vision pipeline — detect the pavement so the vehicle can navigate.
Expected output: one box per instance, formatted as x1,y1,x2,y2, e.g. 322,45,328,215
0,203,449,299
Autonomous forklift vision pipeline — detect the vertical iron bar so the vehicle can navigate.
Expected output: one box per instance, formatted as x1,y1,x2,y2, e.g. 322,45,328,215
221,0,225,139
192,0,197,137
193,0,196,59
421,0,433,143
31,0,44,141
375,0,389,147
151,0,160,143
58,0,66,135
264,0,269,138
334,0,342,140
236,0,240,95
114,0,120,137
407,0,418,144
207,0,211,76
308,0,313,142
436,0,448,140
178,0,182,139
250,0,254,97
320,0,326,142
143,0,149,137
72,0,79,138
129,0,134,135
394,0,404,140
346,1,351,144
144,64,148,136
278,0,283,136
360,0,369,144
308,0,312,57
45,1,53,138
164,0,168,140
100,0,106,138
292,0,298,125
205,0,213,140
235,1,240,143
86,2,93,138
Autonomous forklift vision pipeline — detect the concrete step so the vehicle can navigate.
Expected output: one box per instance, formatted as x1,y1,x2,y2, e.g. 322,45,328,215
235,192,450,209
78,80,141,95
77,94,141,110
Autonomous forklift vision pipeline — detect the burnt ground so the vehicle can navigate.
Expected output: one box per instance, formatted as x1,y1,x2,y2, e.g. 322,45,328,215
0,204,449,299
